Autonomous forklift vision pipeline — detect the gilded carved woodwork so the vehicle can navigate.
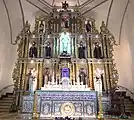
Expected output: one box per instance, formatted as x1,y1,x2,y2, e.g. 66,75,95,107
12,8,119,100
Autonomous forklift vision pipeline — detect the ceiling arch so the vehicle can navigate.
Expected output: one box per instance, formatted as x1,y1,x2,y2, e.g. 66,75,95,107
0,0,132,45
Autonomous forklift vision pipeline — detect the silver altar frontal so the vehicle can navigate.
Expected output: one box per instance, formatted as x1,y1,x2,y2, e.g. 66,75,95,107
21,90,97,119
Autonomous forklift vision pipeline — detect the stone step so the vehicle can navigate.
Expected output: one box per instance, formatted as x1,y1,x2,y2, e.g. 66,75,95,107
130,117,134,119
124,99,133,102
0,92,13,112
2,97,13,100
0,102,11,106
124,101,133,104
125,107,134,111
1,94,14,97
124,98,131,101
125,104,134,107
0,99,13,103
0,105,10,109
131,113,134,116
125,106,134,109
125,111,134,114
7,95,14,98
124,96,134,120
129,117,134,120
124,100,134,104
0,109,9,112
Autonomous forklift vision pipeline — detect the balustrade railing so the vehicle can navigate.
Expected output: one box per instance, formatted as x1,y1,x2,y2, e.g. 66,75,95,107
117,85,134,101
0,84,14,97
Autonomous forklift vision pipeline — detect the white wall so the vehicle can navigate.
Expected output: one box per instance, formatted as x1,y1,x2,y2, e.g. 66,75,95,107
0,0,40,92
0,0,18,91
88,0,134,92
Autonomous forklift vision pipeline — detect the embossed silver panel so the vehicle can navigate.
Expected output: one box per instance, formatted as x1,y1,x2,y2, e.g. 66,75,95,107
22,91,98,118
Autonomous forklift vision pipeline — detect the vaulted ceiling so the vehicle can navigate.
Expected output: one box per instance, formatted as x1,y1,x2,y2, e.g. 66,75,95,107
0,0,132,44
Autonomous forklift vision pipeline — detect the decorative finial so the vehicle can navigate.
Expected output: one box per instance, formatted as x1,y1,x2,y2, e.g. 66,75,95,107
100,21,108,34
61,1,69,10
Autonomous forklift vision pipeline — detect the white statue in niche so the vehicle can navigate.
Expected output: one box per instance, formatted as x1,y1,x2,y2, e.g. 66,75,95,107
94,68,104,96
29,68,38,92
60,32,71,55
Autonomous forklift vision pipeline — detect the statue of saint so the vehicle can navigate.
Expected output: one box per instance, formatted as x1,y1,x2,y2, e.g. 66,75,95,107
28,68,37,92
39,21,44,33
25,21,31,34
61,17,70,28
78,41,85,59
60,32,71,56
94,68,104,96
29,42,37,58
79,71,87,85
94,42,102,59
45,42,51,58
61,18,69,28
86,21,91,32
94,77,102,96
43,68,51,85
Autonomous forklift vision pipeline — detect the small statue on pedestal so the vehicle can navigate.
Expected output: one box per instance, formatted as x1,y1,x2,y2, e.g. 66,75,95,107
39,21,44,33
61,16,70,28
94,77,102,96
25,21,31,34
28,68,37,92
78,41,85,59
94,68,104,96
29,42,37,58
45,42,51,58
94,42,102,59
43,68,51,85
86,21,91,33
65,18,69,28
79,70,87,85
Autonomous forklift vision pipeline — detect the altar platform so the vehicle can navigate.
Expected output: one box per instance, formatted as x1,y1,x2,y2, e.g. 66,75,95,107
41,84,91,91
21,90,98,119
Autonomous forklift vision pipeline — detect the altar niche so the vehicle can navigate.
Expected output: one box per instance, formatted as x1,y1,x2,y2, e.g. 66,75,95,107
25,62,38,92
45,41,52,58
93,42,103,59
94,67,105,96
79,68,87,85
42,68,51,86
60,10,70,29
61,68,70,79
60,32,71,56
61,68,70,89
85,20,92,33
78,41,86,59
29,41,37,58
